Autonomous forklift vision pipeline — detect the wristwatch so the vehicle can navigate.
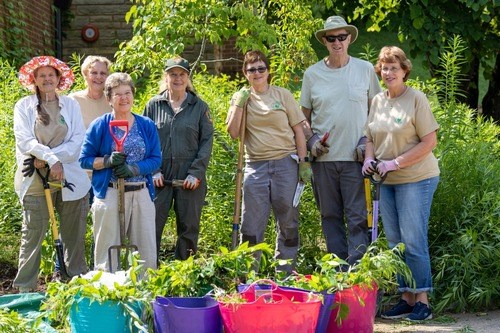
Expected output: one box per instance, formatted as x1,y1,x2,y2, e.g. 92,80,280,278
299,157,310,162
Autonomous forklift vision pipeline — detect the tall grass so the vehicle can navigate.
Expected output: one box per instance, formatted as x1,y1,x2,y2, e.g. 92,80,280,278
429,37,500,312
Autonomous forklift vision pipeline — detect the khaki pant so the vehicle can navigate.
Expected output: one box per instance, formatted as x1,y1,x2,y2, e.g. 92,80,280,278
92,185,156,272
14,192,88,290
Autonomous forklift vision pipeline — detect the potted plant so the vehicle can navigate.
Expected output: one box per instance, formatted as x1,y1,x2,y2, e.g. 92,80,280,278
282,242,414,332
40,254,151,333
145,242,272,333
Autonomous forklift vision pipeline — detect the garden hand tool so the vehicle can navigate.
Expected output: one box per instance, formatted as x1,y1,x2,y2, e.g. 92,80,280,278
292,181,305,207
165,179,185,187
107,119,138,272
291,154,310,207
308,131,330,158
36,166,69,280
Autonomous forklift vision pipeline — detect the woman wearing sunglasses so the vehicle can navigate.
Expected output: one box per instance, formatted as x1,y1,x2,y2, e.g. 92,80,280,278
226,50,310,274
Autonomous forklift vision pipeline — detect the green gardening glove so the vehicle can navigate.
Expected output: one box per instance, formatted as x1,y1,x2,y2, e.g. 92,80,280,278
113,163,139,179
299,160,312,183
233,87,250,108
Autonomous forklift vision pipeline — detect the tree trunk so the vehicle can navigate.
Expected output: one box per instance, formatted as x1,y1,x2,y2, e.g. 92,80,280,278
481,53,500,123
459,56,480,110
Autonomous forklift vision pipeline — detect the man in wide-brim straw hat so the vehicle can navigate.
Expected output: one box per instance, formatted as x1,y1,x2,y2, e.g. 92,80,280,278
300,16,382,265
13,55,90,291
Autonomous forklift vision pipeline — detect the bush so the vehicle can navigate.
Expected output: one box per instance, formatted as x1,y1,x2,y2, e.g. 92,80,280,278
428,37,500,312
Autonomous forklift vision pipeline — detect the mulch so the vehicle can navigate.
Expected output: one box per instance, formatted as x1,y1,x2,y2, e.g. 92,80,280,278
0,262,47,296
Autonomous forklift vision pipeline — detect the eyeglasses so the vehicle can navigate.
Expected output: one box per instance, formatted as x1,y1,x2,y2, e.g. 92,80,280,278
381,66,402,73
246,66,267,74
112,91,133,99
324,34,350,43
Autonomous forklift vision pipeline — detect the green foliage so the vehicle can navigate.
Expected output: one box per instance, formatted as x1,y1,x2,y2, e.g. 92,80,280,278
352,0,498,75
0,59,24,234
429,39,500,312
286,243,413,295
0,1,36,66
147,243,272,297
434,36,468,104
0,308,38,333
41,255,150,331
116,0,321,89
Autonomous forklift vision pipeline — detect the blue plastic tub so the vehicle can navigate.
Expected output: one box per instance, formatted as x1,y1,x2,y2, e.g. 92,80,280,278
69,296,142,333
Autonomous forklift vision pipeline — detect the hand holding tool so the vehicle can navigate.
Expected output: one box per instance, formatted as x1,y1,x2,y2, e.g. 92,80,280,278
298,159,312,183
22,156,36,177
234,87,251,108
307,132,330,157
103,152,127,168
183,174,200,190
113,163,139,178
362,158,376,176
376,160,399,177
108,120,137,272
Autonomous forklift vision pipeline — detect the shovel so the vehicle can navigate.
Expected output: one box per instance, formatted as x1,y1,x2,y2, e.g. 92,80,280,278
36,166,70,280
231,100,248,250
368,161,387,243
107,119,138,272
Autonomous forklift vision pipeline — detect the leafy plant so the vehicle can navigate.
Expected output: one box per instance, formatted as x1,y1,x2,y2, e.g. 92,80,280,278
146,242,272,297
284,242,413,294
0,308,38,333
429,36,500,312
40,255,151,332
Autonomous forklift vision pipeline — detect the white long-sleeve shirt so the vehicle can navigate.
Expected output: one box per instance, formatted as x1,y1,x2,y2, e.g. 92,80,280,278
13,94,91,201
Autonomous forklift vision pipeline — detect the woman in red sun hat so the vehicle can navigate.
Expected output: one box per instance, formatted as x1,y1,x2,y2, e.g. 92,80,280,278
13,56,90,292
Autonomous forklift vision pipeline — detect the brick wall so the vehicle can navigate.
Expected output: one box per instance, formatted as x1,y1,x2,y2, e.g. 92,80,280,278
0,0,243,75
62,0,133,61
62,0,243,75
0,0,54,55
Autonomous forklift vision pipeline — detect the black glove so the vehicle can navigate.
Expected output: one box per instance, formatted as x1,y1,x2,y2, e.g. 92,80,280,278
113,163,139,179
103,152,127,168
22,156,35,177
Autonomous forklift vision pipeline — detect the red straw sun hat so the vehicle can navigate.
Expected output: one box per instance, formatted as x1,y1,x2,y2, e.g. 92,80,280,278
18,56,75,92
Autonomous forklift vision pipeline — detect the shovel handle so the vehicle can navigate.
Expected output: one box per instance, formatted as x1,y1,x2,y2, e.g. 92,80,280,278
109,120,129,153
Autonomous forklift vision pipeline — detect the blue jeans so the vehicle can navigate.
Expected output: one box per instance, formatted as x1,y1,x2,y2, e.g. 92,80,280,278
380,176,439,293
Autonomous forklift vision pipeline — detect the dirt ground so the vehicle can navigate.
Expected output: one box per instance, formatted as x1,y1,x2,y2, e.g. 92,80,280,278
374,310,500,333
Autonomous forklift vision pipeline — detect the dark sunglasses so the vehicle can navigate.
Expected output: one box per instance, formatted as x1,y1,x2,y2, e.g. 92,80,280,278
324,34,350,43
246,66,267,74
